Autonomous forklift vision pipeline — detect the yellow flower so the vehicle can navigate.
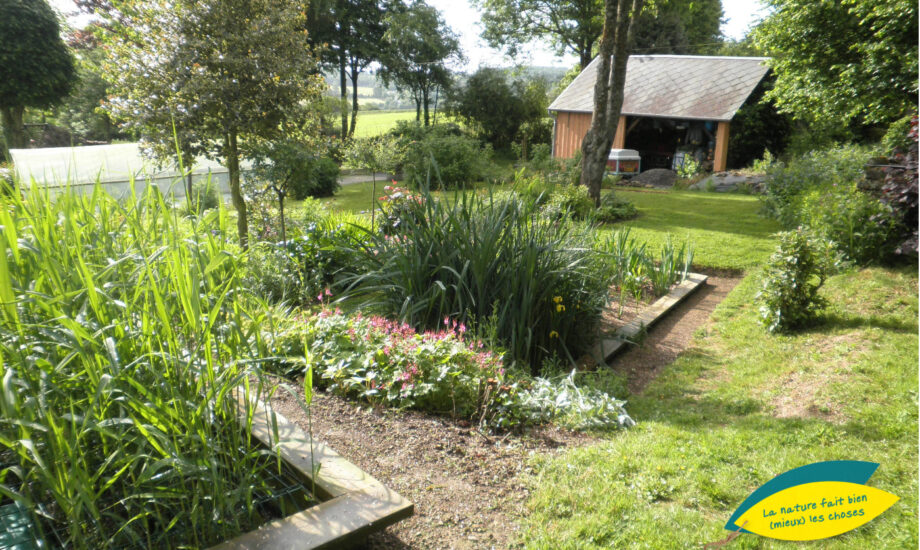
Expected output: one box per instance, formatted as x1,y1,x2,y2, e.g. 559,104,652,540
549,330,559,339
553,296,563,304
556,304,565,312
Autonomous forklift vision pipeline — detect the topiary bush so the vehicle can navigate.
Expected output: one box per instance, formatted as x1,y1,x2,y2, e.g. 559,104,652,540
757,229,842,333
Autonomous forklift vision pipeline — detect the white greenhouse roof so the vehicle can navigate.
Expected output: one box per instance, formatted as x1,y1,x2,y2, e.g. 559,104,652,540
9,143,250,187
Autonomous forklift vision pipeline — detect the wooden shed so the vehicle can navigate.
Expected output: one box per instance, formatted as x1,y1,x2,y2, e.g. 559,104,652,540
549,55,770,172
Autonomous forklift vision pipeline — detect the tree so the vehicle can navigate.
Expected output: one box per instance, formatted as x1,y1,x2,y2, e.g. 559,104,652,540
345,135,400,229
475,0,603,71
579,0,644,204
57,28,122,143
630,0,723,54
0,0,76,154
98,0,325,247
306,0,388,139
446,68,549,153
753,0,918,128
379,1,462,126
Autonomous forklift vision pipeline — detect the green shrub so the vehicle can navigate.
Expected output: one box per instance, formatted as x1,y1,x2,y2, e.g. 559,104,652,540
402,134,492,189
757,229,842,333
343,191,610,372
542,184,594,220
245,212,370,305
596,192,638,223
881,113,916,153
761,144,875,227
798,185,898,264
595,228,693,303
187,178,220,212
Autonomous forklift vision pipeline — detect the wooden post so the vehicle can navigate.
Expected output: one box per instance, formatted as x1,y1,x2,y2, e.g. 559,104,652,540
714,121,730,172
613,116,627,149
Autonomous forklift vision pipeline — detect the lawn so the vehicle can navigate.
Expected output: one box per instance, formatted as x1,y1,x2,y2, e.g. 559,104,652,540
352,110,418,137
520,265,918,549
603,188,781,271
323,183,780,273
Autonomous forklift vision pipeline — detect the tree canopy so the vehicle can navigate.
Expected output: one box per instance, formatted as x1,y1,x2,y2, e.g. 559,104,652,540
98,0,325,247
379,1,462,126
630,0,723,54
753,0,918,127
447,68,549,150
0,0,76,153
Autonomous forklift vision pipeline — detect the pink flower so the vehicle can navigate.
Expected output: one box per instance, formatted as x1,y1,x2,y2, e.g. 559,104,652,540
443,317,449,326
458,323,466,334
325,288,332,297
316,293,323,302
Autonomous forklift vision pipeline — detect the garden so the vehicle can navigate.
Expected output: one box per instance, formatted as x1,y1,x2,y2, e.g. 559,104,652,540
0,0,917,547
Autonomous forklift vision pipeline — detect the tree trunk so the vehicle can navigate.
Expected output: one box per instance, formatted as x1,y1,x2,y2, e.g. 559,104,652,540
1,106,27,152
579,0,644,205
226,131,249,249
339,55,349,140
423,87,430,127
414,96,421,122
349,61,360,138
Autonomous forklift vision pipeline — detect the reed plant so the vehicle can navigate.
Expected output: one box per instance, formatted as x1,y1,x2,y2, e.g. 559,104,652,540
597,228,694,302
343,190,609,373
0,182,290,548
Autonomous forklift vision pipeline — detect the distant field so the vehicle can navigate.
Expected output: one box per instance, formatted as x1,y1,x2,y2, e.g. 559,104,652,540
352,110,417,137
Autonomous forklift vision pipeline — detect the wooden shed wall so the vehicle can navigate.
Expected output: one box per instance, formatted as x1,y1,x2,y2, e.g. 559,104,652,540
553,112,593,159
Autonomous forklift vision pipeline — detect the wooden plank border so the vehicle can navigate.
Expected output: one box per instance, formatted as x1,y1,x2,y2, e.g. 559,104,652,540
592,272,709,365
211,397,414,550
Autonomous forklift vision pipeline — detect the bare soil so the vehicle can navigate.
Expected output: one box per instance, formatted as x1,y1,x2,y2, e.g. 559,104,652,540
607,273,743,394
267,272,743,548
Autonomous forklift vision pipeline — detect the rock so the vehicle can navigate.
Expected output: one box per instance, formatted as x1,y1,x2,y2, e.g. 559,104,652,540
631,168,677,188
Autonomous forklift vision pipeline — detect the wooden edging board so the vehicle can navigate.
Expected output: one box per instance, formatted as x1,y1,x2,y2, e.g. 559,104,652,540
592,272,709,365
211,397,414,550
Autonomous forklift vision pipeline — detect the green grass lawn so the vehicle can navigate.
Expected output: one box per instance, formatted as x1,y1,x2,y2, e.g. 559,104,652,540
602,188,781,272
352,110,418,137
520,265,918,549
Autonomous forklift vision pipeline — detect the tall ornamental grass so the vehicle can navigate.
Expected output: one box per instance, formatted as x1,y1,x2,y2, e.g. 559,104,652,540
344,191,610,372
0,183,287,548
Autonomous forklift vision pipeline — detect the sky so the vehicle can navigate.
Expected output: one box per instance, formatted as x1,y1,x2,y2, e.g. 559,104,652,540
51,0,768,71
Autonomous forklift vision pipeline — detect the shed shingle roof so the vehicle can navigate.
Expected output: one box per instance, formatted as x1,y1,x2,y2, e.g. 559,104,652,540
548,55,770,122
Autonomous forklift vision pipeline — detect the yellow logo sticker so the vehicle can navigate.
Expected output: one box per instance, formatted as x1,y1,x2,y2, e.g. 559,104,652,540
721,461,899,542
736,481,899,541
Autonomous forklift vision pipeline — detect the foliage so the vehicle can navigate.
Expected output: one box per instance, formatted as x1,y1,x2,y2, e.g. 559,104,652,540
343,191,610,372
474,0,604,70
402,133,493,189
760,145,876,227
187,178,220,213
596,192,638,223
881,113,917,154
596,228,692,303
675,155,701,178
378,184,426,235
0,185,291,548
798,184,898,265
726,79,792,169
271,311,634,430
299,156,341,199
55,46,122,143
542,184,595,220
378,1,462,126
447,68,550,151
630,0,723,55
0,0,76,152
306,0,388,138
96,0,326,247
757,229,841,333
244,204,369,304
760,144,900,264
753,0,918,128
880,117,919,257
